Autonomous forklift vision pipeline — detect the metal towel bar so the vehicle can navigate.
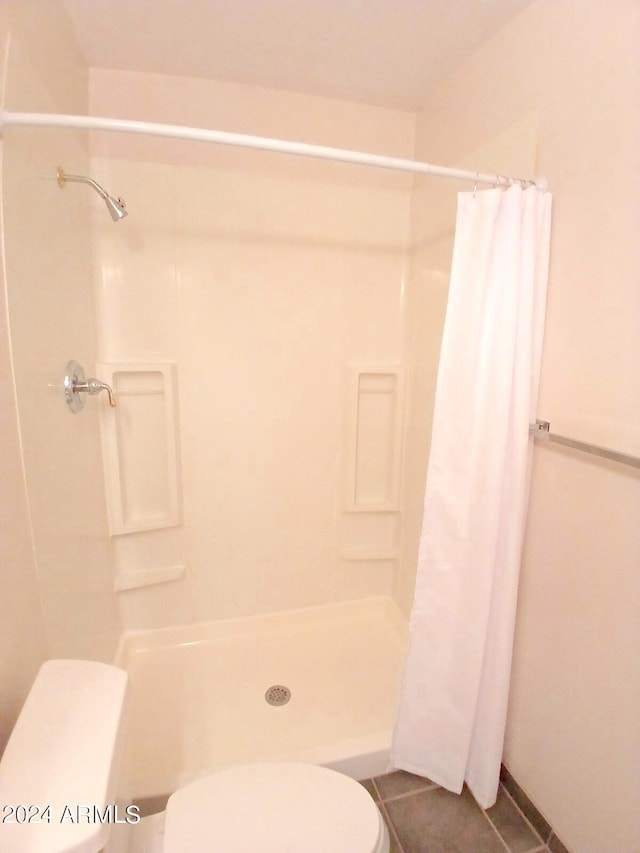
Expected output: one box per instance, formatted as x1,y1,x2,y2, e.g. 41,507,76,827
529,420,640,469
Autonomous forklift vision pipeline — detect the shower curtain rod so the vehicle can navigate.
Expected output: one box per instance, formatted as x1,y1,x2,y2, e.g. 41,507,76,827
0,110,547,189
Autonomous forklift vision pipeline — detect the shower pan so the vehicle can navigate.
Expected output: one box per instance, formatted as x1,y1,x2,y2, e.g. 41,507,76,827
117,597,408,799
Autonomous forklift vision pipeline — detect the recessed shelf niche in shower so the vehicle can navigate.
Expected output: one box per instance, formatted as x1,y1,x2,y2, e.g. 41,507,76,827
345,365,404,512
341,365,404,563
98,363,182,535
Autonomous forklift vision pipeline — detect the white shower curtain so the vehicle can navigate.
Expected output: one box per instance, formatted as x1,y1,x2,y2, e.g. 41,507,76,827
391,184,552,809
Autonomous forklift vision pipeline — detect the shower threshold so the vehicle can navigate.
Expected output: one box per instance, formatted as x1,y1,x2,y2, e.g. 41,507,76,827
116,596,408,799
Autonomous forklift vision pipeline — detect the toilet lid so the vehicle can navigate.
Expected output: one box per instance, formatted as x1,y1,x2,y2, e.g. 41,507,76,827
163,762,386,853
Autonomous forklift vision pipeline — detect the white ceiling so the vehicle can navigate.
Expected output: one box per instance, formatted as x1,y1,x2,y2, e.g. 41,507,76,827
61,0,533,111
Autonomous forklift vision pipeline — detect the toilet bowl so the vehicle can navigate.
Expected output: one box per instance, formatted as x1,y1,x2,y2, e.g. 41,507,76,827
155,761,389,853
0,660,389,853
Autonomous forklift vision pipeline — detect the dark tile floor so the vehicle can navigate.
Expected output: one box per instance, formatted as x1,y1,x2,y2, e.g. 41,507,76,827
361,770,565,853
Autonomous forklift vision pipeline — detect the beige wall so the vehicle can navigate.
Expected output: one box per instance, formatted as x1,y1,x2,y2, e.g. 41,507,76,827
1,0,121,668
88,70,415,630
408,1,640,850
0,0,48,752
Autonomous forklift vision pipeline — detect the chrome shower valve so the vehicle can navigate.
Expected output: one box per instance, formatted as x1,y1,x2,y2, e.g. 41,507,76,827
64,360,116,413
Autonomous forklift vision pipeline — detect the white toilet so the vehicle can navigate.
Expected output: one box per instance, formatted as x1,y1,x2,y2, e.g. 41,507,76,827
0,660,389,853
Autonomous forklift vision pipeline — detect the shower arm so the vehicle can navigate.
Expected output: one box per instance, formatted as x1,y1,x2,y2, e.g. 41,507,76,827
58,168,110,200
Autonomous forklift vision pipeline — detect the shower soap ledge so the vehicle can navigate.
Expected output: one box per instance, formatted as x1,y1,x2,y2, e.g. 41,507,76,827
115,564,186,592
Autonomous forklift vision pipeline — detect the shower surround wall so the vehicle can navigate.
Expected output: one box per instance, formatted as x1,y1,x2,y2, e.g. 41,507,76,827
88,69,416,631
0,0,120,690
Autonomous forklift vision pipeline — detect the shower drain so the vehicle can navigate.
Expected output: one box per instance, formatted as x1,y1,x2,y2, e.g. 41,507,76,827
265,685,291,706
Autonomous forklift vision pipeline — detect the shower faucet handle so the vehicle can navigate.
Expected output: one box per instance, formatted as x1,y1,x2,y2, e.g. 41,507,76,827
64,360,116,413
82,377,116,407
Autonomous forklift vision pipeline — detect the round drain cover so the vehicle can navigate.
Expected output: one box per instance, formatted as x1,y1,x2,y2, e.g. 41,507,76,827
265,685,291,706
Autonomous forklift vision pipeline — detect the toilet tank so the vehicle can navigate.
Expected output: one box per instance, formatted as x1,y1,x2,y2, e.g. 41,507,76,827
0,659,131,853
